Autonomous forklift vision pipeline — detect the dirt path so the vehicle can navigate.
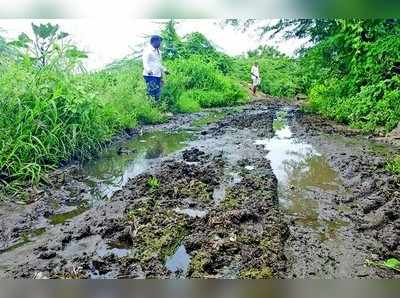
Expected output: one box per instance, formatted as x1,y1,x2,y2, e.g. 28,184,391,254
0,99,399,279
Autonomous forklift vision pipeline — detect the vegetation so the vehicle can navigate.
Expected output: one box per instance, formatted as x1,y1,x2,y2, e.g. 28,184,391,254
233,46,300,98
366,257,400,272
147,176,160,189
0,24,163,194
268,19,400,133
161,21,249,112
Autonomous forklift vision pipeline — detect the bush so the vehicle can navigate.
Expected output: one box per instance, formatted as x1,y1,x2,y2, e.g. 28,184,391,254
176,95,201,113
162,56,248,110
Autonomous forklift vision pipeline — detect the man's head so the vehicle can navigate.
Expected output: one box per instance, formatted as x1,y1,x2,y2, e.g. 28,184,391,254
254,62,259,67
150,35,162,49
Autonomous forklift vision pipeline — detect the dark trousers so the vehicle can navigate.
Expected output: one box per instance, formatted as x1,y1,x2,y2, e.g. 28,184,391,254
144,76,162,101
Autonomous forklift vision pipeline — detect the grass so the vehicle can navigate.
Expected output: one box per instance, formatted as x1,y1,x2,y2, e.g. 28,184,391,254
147,176,160,189
366,258,400,273
0,58,165,196
386,156,400,175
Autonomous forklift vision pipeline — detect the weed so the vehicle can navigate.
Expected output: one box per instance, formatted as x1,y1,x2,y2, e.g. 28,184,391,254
386,156,400,175
365,258,400,273
147,176,160,189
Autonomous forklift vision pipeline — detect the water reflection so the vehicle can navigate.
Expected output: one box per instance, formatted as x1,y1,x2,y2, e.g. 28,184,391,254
255,111,348,240
79,131,192,202
165,244,190,275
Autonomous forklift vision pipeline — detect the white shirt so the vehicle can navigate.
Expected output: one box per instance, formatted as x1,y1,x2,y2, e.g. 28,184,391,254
142,45,166,77
251,65,260,79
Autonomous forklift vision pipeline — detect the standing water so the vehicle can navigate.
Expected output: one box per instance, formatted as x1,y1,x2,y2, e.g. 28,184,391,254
78,130,193,203
254,109,372,278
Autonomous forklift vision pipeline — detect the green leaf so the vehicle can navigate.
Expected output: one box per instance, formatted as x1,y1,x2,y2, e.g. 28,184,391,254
383,258,400,271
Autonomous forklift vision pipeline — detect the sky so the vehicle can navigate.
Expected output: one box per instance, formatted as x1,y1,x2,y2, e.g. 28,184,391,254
0,19,305,70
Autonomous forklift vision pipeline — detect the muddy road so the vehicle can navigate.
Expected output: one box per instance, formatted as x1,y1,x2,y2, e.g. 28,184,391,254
0,99,399,279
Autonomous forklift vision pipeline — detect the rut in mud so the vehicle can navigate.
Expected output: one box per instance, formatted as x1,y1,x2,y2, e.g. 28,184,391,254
0,100,399,279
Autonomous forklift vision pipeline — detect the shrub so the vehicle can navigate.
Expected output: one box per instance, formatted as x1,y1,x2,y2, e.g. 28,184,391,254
176,95,201,113
162,56,248,110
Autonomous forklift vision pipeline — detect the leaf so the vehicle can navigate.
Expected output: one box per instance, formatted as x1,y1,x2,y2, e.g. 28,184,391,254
57,32,69,40
383,258,400,271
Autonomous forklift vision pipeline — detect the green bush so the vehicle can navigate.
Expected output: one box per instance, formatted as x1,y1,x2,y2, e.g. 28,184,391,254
162,56,248,110
299,20,400,132
176,95,201,113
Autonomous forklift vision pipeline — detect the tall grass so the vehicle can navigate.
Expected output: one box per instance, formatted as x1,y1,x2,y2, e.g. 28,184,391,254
0,56,163,193
162,56,249,112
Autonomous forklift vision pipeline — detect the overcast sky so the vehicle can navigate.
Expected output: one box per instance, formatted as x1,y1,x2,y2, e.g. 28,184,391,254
0,19,305,70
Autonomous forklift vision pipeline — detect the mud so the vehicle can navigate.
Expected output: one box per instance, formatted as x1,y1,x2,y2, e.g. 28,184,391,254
0,100,399,279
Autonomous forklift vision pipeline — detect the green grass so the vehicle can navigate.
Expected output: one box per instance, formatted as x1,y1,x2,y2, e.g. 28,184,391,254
386,156,400,175
366,258,400,273
0,57,164,195
162,56,249,111
147,176,160,189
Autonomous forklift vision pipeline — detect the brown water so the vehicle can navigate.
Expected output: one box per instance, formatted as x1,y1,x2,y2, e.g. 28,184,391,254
255,110,348,237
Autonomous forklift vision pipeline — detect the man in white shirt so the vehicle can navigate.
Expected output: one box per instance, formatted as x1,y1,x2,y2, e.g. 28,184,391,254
251,62,261,96
142,35,168,102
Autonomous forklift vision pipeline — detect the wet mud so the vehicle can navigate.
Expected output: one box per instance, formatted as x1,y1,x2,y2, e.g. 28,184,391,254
0,100,399,279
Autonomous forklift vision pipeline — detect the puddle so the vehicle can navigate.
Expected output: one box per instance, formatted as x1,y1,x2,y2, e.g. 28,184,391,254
49,206,88,225
213,185,226,204
78,130,193,203
255,110,348,240
212,172,242,204
97,242,131,258
165,244,190,275
174,208,208,218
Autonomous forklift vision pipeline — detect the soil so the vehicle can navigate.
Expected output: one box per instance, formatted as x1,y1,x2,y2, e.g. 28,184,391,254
0,99,399,279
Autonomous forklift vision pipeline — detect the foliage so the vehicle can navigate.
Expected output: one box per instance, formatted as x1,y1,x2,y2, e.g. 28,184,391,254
0,24,165,195
8,23,87,71
277,19,400,132
386,156,400,175
163,56,247,111
147,176,160,189
160,21,248,111
366,258,400,272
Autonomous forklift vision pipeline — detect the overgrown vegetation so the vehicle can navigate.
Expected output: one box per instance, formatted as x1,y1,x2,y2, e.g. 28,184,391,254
233,46,300,98
160,20,249,112
267,19,400,133
0,24,166,194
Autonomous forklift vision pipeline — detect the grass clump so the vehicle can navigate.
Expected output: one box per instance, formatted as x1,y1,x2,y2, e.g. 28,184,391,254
386,156,400,175
147,176,161,189
176,95,201,113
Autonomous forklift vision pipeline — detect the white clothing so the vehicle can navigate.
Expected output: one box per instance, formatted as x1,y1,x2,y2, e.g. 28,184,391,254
251,65,261,86
142,45,166,77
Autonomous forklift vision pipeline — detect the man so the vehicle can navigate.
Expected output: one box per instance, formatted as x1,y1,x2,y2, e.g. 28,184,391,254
142,35,168,102
251,62,261,96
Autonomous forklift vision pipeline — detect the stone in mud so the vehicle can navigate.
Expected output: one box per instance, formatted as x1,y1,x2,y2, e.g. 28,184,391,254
39,251,57,260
